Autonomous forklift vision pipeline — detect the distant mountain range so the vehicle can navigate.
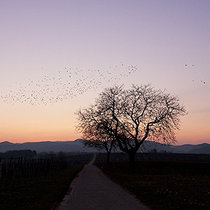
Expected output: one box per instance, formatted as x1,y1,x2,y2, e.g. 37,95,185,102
0,139,210,154
141,141,210,154
0,139,93,153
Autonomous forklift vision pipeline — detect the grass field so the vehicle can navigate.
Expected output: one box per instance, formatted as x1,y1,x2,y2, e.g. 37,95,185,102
0,165,83,210
98,160,210,209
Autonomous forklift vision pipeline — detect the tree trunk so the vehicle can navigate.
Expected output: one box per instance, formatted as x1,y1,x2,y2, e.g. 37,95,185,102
106,151,111,164
128,151,136,170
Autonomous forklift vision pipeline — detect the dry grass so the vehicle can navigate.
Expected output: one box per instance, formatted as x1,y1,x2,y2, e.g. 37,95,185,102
0,165,83,210
98,161,210,209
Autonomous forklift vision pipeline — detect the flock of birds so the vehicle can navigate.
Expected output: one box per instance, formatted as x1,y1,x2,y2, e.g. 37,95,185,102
0,63,207,106
184,64,206,85
0,65,138,106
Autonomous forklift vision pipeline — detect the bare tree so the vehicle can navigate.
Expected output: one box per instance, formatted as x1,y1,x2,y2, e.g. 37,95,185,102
77,85,186,167
77,106,117,164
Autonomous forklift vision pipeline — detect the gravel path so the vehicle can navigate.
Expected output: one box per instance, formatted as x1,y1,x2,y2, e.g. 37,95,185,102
57,155,149,210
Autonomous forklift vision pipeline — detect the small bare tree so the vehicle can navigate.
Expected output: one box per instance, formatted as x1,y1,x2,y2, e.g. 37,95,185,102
77,85,186,167
77,106,117,164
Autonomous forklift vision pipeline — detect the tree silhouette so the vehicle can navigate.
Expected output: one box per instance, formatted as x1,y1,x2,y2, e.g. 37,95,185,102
77,85,186,167
77,105,117,164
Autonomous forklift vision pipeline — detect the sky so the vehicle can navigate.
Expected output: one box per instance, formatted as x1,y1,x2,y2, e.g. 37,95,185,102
0,0,210,144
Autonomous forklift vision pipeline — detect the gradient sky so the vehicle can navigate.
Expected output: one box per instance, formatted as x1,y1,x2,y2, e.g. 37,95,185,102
0,0,210,144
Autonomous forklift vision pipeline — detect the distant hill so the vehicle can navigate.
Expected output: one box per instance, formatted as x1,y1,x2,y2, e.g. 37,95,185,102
0,140,210,154
141,141,210,154
0,139,96,153
173,143,210,154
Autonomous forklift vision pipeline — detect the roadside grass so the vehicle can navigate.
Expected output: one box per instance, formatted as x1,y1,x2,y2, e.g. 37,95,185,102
0,165,83,210
97,161,210,209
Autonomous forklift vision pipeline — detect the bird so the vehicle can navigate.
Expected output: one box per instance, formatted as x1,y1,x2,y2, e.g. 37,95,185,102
0,64,138,106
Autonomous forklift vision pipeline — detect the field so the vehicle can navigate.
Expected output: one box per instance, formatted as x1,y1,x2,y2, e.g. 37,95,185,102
96,153,210,210
1,152,210,209
0,153,93,210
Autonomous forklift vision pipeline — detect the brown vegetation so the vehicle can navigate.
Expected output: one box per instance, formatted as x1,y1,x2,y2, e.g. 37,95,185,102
97,154,210,209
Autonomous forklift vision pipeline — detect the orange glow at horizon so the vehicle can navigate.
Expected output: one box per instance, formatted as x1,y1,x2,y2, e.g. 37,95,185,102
0,101,81,143
1,113,209,144
0,95,210,144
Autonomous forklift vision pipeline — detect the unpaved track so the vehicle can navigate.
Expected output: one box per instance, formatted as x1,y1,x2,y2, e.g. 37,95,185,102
58,155,149,210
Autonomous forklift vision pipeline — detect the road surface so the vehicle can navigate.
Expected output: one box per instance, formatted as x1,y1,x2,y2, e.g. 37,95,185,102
57,155,149,210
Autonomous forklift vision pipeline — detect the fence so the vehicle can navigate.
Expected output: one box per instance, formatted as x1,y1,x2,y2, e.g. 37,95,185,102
0,157,67,178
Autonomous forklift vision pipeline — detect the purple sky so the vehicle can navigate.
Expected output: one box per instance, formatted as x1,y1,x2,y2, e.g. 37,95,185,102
0,0,210,144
